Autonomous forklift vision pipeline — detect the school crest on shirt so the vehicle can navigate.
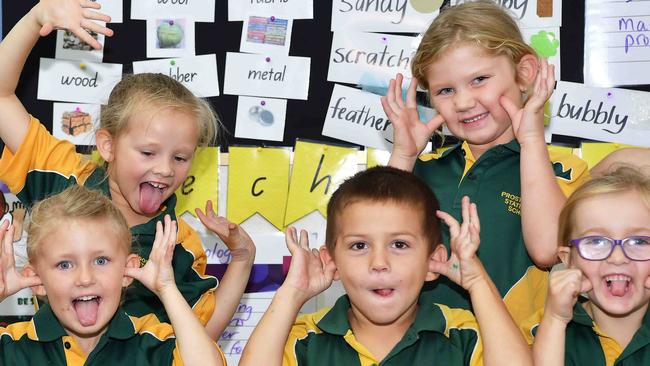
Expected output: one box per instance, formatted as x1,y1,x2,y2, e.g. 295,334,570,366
500,191,521,216
552,162,573,181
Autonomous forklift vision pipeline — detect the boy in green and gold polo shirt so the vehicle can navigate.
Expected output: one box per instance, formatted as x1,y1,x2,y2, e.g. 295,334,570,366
239,167,532,366
0,186,225,365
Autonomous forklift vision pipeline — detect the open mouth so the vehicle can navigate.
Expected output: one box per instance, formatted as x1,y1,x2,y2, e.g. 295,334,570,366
372,288,395,297
139,182,168,214
604,274,631,297
72,295,101,327
461,112,489,124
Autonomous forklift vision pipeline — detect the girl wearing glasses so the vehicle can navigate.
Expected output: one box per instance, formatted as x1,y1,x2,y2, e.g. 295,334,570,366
522,166,650,365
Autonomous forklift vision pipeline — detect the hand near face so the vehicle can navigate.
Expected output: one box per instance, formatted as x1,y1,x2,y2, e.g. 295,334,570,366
546,268,592,323
0,221,41,302
500,58,556,145
434,196,485,291
125,215,177,297
33,0,113,49
281,227,335,304
381,73,445,161
196,200,256,263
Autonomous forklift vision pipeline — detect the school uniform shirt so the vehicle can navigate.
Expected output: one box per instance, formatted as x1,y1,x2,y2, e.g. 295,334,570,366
0,302,226,366
0,116,218,325
283,293,483,366
414,140,589,327
522,302,650,365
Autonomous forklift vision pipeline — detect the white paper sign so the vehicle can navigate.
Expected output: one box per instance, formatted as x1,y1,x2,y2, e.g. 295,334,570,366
146,19,196,59
55,29,105,62
223,52,310,100
323,85,394,150
584,0,650,86
131,0,215,22
97,0,123,23
228,0,313,21
549,81,650,147
52,103,101,146
328,32,415,87
331,0,437,32
240,16,293,56
235,97,287,142
450,0,562,28
133,55,220,97
37,58,123,104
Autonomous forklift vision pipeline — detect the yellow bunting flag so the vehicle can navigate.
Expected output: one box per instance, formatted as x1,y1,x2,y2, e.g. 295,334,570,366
175,147,219,217
367,148,390,168
547,145,575,157
284,141,358,227
227,146,290,230
580,142,633,170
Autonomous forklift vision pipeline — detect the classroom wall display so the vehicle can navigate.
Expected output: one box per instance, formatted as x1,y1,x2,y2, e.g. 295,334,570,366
96,0,123,23
330,0,439,32
240,16,293,56
52,102,100,146
228,0,314,21
235,96,288,141
131,0,216,22
146,18,196,58
133,55,221,97
584,0,650,87
55,29,105,62
451,0,563,28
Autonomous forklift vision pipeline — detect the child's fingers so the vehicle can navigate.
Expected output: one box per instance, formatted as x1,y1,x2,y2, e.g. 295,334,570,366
469,202,480,232
436,210,460,238
81,0,102,9
498,95,520,129
405,76,418,109
284,227,298,252
394,73,405,109
385,78,401,113
425,114,445,135
298,229,310,250
205,200,216,216
20,275,42,289
79,18,111,37
39,23,54,37
71,26,102,50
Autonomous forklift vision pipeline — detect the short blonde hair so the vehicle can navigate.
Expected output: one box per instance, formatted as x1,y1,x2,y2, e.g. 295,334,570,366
100,73,219,147
558,167,650,247
27,186,132,261
412,0,536,90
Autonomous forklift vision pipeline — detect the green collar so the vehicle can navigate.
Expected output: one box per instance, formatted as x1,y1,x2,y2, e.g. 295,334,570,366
317,292,446,336
438,138,520,159
32,303,137,342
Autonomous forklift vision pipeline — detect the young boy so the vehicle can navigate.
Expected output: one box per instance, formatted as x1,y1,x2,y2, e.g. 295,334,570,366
0,185,225,365
239,167,531,366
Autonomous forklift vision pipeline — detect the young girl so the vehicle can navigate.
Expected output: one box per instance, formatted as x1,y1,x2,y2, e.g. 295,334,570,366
0,185,225,365
527,167,650,365
381,0,589,326
0,0,254,339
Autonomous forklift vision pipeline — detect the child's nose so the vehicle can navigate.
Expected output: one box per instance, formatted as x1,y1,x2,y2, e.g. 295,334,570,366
370,249,390,272
76,265,96,286
453,89,475,111
606,244,629,265
153,158,174,177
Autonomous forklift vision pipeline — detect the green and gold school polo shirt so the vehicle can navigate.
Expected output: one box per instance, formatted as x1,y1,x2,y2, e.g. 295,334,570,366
522,302,650,365
0,116,218,325
414,140,589,327
283,294,482,366
0,303,226,365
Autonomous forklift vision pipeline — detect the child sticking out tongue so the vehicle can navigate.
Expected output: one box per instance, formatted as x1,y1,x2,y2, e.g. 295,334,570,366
139,182,164,215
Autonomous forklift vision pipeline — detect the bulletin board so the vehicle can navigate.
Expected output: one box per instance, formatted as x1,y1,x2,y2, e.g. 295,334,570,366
3,0,648,151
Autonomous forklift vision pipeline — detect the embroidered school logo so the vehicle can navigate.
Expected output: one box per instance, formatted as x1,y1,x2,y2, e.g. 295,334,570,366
501,191,521,216
552,162,573,181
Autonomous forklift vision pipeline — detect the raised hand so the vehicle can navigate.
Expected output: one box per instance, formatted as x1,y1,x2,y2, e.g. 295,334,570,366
281,227,335,304
10,202,26,242
434,196,484,290
500,58,556,145
125,215,177,296
381,73,445,169
196,200,255,263
32,0,113,49
0,221,41,302
545,268,592,323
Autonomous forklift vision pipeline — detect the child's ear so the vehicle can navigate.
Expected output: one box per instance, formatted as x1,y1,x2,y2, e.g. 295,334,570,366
516,54,539,91
22,265,45,297
557,246,571,266
95,129,115,163
319,245,339,281
426,244,448,281
123,254,141,287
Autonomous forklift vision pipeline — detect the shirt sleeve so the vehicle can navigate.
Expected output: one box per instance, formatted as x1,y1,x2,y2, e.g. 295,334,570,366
0,116,96,206
283,312,324,366
440,305,483,366
519,307,544,346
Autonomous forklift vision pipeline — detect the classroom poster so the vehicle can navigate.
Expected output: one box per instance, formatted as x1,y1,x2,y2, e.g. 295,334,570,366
228,0,314,21
175,147,220,217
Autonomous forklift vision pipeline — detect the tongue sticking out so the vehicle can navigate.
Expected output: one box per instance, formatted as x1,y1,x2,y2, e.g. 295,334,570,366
139,183,163,215
609,281,628,297
73,299,99,327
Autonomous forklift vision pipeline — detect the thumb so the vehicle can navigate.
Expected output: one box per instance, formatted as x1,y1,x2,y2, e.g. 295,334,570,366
429,260,449,277
499,95,520,129
21,275,42,289
425,114,445,135
580,276,593,294
124,267,142,281
39,23,54,37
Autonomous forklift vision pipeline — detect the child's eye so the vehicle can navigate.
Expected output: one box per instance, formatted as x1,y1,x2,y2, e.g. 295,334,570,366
436,87,454,96
94,257,109,266
391,240,409,249
57,261,72,270
350,242,368,250
471,76,489,85
140,151,153,157
174,156,188,162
